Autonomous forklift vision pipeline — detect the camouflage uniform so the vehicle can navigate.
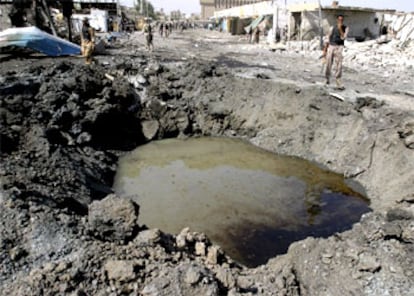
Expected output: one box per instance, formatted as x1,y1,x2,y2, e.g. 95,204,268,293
81,19,95,65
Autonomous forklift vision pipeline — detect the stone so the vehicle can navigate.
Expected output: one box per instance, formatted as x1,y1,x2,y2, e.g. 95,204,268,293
176,228,190,249
195,242,206,256
141,284,160,296
404,134,414,149
135,229,161,246
402,222,414,243
358,253,381,273
215,267,236,289
184,266,202,285
206,246,220,265
76,132,91,144
386,208,414,221
55,261,71,273
176,113,190,133
141,120,159,141
209,103,231,118
9,246,27,261
105,260,136,282
88,194,139,243
141,120,160,141
237,276,254,290
382,222,402,238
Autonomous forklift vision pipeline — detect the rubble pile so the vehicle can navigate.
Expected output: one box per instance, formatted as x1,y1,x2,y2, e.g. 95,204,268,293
387,13,414,43
344,39,414,73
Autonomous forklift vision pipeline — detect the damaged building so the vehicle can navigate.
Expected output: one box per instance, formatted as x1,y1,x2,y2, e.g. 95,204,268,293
209,0,413,43
288,2,395,41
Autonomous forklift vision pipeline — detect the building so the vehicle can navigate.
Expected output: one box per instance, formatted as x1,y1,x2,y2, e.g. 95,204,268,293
288,2,395,41
210,0,397,42
200,0,214,19
170,10,184,20
200,0,264,20
73,0,118,15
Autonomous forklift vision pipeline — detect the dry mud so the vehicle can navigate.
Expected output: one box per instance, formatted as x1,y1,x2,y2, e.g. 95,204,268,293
1,30,414,295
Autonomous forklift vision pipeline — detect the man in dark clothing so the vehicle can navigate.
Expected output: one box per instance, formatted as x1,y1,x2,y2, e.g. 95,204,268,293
325,14,349,89
159,22,164,37
165,23,169,38
143,19,154,51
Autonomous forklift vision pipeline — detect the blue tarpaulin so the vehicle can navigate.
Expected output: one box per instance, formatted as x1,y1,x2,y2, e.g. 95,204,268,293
0,26,81,56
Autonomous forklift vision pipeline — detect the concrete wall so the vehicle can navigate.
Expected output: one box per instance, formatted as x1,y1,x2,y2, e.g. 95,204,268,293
323,10,380,39
292,9,381,40
0,4,11,31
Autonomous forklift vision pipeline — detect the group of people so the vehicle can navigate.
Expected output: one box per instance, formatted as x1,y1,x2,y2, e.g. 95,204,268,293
159,22,172,37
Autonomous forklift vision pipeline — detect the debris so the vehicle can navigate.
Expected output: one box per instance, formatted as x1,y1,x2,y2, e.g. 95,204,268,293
404,134,414,149
184,266,202,285
141,120,159,140
104,260,136,282
329,92,345,102
0,26,80,56
88,194,140,243
104,73,115,81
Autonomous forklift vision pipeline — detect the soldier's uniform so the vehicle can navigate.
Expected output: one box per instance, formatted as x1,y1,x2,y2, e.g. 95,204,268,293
144,23,154,51
81,19,95,65
326,23,349,88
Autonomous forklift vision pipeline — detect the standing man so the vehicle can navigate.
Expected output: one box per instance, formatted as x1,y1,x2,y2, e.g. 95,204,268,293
143,18,154,51
325,14,349,89
159,22,164,37
81,17,95,65
253,27,260,44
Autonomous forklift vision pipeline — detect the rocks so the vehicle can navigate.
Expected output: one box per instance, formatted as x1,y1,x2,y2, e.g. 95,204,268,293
88,194,139,243
176,227,189,249
141,120,159,141
134,229,162,246
206,246,222,265
104,260,136,282
209,103,231,118
128,74,147,88
386,208,414,221
184,266,202,285
403,134,414,149
358,253,381,273
195,242,207,256
215,267,236,289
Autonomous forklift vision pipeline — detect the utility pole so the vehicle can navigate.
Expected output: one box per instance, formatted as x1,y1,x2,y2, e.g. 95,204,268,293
318,0,323,49
272,1,278,43
140,0,144,15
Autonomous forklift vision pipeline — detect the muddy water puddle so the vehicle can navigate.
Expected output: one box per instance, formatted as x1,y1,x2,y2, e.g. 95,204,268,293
113,137,371,267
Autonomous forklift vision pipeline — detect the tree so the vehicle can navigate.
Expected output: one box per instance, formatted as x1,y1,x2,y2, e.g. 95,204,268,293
135,0,156,19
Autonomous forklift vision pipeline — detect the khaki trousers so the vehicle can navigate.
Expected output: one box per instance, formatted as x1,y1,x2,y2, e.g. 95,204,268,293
325,45,344,80
81,40,94,64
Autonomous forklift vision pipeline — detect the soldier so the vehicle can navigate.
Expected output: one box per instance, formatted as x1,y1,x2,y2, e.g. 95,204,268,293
81,17,95,65
253,27,260,44
325,14,349,89
143,18,154,51
165,22,170,38
159,22,164,37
